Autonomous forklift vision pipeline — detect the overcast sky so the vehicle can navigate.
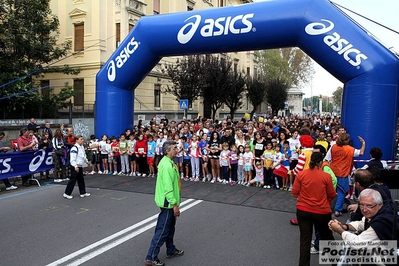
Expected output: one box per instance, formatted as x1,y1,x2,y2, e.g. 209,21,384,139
252,0,399,97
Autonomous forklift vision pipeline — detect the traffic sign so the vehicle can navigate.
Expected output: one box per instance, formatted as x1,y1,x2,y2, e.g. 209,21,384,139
179,99,188,110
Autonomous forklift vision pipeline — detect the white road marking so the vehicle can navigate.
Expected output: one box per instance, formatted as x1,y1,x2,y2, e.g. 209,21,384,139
46,198,202,266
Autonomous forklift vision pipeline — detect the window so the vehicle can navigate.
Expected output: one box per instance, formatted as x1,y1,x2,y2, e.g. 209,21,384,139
74,79,84,106
219,0,224,7
41,80,50,98
129,24,134,32
154,84,161,108
246,67,250,77
74,23,84,52
153,0,160,14
116,23,120,48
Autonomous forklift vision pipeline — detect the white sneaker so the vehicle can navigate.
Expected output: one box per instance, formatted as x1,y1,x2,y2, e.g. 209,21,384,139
54,179,62,183
63,193,73,199
90,171,96,175
310,247,319,254
246,183,250,187
80,193,91,198
142,173,147,177
113,171,118,175
132,172,136,176
242,182,247,186
210,178,216,183
137,172,141,176
202,177,206,183
104,170,108,174
98,170,103,174
217,177,222,183
194,177,200,182
6,185,17,190
118,171,123,176
222,180,227,184
288,185,292,192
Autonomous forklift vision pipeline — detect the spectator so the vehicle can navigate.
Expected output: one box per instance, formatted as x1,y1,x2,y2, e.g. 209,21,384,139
17,128,37,186
52,129,66,182
27,117,40,133
361,147,387,170
329,189,396,262
0,132,17,191
330,133,365,217
42,122,53,140
292,152,336,266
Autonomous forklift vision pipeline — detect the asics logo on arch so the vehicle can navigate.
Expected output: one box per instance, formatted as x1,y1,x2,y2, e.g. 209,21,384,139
107,36,140,82
177,13,255,44
305,19,367,67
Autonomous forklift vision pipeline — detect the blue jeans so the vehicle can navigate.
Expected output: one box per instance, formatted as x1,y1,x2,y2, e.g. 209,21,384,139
146,207,177,261
335,176,349,212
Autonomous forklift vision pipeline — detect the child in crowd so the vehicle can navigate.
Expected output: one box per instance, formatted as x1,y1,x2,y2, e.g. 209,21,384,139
207,131,222,183
173,134,184,179
89,135,102,174
243,144,254,185
219,142,230,184
262,141,275,188
127,133,136,176
244,135,253,151
249,161,264,187
189,134,200,182
99,134,109,174
111,136,120,175
198,133,209,182
155,132,165,171
237,145,245,185
228,144,238,185
271,144,284,189
119,134,130,175
181,136,191,181
106,138,114,175
281,141,292,190
134,132,147,177
147,134,157,178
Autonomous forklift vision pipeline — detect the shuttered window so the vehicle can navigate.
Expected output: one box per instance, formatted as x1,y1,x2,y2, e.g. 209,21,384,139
129,24,134,32
154,84,161,107
116,23,120,48
41,80,50,98
74,79,84,106
153,0,160,14
74,24,84,52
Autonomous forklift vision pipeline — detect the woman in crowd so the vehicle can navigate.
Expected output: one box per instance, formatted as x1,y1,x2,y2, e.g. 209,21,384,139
235,129,246,147
207,131,222,183
292,152,336,266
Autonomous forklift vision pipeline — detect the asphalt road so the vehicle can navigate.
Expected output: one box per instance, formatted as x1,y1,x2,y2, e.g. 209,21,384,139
0,174,342,266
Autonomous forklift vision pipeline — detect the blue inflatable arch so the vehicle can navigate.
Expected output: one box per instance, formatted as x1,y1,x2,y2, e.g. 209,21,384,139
96,0,399,160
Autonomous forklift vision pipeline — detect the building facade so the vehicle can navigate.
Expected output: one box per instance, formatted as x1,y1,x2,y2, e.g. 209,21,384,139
41,0,259,124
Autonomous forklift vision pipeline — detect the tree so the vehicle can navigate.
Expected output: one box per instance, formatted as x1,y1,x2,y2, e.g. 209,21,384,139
0,0,79,118
246,77,266,119
257,48,314,87
162,55,206,105
202,54,232,121
332,86,343,110
224,71,246,119
265,77,289,116
38,83,78,118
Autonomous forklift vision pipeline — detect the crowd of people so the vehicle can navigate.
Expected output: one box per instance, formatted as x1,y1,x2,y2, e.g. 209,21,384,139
1,115,399,265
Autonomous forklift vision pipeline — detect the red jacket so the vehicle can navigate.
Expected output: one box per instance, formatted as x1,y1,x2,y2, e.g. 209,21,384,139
134,139,147,156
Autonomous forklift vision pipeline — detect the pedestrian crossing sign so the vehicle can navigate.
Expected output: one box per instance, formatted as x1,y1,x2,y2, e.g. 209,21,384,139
179,99,188,110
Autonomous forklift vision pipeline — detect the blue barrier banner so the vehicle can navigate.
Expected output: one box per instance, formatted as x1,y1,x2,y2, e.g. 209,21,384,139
0,149,54,180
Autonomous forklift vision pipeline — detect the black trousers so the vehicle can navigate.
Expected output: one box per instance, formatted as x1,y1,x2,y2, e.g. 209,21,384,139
296,209,334,266
64,166,86,196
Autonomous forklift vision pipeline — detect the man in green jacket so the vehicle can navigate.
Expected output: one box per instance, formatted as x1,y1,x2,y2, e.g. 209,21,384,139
145,140,184,266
